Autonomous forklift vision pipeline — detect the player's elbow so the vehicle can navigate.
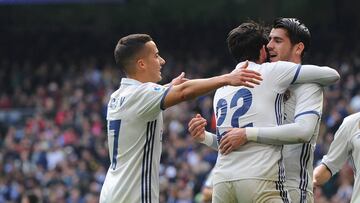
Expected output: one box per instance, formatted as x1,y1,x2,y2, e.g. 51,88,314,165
163,86,194,108
328,69,340,84
295,118,317,142
178,87,197,101
293,127,313,143
300,129,314,142
319,68,340,86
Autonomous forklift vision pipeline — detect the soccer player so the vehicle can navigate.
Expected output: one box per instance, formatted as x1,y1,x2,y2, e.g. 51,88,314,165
313,112,360,203
99,33,263,203
190,18,326,203
188,21,339,202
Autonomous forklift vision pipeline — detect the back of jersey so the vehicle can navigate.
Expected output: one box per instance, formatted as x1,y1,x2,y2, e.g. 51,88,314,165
212,61,300,185
100,78,168,203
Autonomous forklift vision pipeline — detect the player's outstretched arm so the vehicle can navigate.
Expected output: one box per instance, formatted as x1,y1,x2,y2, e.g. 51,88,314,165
163,61,262,109
294,65,340,86
218,113,318,155
313,164,332,186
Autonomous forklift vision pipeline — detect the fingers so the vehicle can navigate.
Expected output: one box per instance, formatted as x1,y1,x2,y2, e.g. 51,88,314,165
195,113,203,118
178,72,185,79
193,126,206,139
239,71,262,87
171,72,188,86
231,68,262,88
241,70,262,78
219,135,228,150
188,114,207,142
193,122,206,135
219,137,233,155
240,60,249,69
241,82,255,88
188,116,207,133
222,144,234,155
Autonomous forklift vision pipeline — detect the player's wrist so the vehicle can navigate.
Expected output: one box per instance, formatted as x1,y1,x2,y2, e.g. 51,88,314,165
219,74,231,86
245,128,259,142
201,131,215,146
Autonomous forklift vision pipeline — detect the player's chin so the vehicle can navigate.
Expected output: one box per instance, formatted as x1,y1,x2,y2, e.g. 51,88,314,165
269,56,278,62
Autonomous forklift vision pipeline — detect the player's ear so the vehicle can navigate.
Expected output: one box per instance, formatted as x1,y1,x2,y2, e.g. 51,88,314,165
259,45,267,63
136,58,146,71
295,42,305,56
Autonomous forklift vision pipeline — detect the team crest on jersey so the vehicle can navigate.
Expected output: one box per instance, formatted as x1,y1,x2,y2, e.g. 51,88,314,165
151,84,163,92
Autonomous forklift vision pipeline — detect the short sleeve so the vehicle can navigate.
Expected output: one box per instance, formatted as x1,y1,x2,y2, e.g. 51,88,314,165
322,117,352,175
292,84,322,120
132,83,170,117
264,61,301,93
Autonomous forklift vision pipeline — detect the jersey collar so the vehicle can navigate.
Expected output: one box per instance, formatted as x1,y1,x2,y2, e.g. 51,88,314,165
121,78,143,86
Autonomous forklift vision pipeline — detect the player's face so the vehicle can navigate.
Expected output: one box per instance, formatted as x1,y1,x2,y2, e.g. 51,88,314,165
267,28,297,63
142,41,166,83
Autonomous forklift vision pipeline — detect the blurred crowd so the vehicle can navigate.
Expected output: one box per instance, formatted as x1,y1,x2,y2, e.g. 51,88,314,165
0,44,360,203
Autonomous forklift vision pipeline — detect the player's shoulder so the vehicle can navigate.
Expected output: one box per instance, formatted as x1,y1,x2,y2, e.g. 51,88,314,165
109,88,122,99
266,61,297,68
257,61,296,73
141,82,166,91
343,112,360,125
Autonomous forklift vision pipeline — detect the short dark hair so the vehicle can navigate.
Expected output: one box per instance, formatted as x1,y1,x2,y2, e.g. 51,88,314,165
273,18,311,56
227,21,269,63
114,34,153,73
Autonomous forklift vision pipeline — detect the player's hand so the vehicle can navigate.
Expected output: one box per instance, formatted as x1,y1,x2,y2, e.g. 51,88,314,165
219,128,247,155
188,114,207,142
227,61,262,88
171,72,189,86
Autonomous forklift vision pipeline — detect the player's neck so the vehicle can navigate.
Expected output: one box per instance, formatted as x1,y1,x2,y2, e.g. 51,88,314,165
126,73,145,83
290,56,302,64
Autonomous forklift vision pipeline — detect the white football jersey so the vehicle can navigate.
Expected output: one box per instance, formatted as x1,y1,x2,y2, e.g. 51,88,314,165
283,83,323,202
322,112,360,203
100,78,169,203
212,60,335,199
212,61,296,184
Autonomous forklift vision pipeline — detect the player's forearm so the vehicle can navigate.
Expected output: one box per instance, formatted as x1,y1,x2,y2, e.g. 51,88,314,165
201,131,219,150
163,75,229,109
246,114,318,145
175,75,229,100
296,65,340,86
313,164,332,186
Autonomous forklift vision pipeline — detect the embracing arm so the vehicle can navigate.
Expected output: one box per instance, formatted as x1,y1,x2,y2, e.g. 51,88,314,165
218,113,319,154
246,113,319,145
295,65,340,86
163,62,262,109
201,131,219,150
